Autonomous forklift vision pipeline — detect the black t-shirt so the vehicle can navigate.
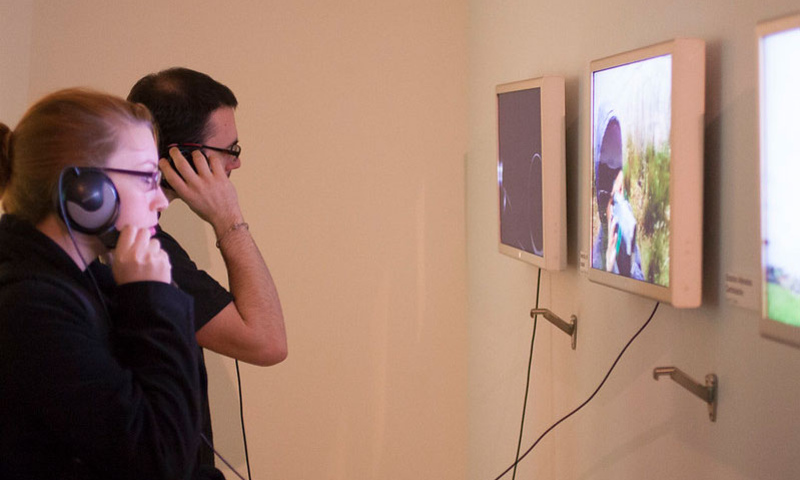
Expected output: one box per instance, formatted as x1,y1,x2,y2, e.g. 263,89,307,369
155,227,234,331
155,226,233,477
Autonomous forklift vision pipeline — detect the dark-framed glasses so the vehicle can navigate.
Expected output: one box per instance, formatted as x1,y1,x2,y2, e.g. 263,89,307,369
170,142,241,159
101,167,162,191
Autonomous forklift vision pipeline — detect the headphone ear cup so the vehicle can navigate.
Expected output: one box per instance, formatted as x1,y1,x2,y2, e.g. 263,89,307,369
57,167,120,235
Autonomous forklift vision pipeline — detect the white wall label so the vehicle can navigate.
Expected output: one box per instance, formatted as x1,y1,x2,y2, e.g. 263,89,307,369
725,273,758,311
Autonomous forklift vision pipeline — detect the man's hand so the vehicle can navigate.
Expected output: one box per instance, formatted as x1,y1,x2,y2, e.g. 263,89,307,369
159,147,243,236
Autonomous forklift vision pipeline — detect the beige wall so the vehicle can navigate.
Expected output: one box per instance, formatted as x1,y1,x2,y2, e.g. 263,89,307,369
469,1,800,479
6,0,468,478
0,1,32,128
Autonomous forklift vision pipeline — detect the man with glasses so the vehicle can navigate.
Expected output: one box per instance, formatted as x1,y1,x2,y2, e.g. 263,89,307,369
128,68,287,480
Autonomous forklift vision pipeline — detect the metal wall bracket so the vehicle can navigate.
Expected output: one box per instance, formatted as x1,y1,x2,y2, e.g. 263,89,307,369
653,366,718,422
530,309,578,350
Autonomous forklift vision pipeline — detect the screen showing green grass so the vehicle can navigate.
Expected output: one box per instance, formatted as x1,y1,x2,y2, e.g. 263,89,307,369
767,281,800,327
762,26,800,328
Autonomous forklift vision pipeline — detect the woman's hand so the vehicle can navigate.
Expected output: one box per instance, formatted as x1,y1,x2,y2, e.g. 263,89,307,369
110,225,171,285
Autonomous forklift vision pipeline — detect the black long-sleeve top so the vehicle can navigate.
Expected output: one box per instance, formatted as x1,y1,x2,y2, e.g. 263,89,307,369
0,214,202,480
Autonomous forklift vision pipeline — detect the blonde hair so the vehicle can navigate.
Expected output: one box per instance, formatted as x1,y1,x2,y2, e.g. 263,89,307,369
0,88,155,225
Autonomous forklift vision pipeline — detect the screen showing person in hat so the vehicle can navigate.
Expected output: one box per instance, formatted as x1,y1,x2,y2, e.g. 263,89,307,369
591,54,673,286
592,106,644,281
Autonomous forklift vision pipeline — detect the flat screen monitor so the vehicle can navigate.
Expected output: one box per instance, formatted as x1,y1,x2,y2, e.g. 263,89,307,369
588,39,705,307
758,13,800,348
496,76,566,271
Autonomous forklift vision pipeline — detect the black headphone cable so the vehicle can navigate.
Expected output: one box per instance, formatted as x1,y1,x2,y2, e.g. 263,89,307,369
493,301,661,479
511,267,542,480
235,359,253,480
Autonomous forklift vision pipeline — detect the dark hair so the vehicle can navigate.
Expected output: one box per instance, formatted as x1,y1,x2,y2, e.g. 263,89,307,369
0,88,155,225
127,67,238,158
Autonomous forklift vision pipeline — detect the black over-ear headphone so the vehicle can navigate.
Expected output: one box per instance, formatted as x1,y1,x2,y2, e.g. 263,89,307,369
56,167,121,248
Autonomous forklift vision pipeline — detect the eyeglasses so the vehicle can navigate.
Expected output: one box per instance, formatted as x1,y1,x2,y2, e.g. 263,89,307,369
101,167,162,191
170,142,241,159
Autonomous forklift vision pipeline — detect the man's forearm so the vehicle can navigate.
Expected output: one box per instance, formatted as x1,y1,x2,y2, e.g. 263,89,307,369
217,225,287,364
